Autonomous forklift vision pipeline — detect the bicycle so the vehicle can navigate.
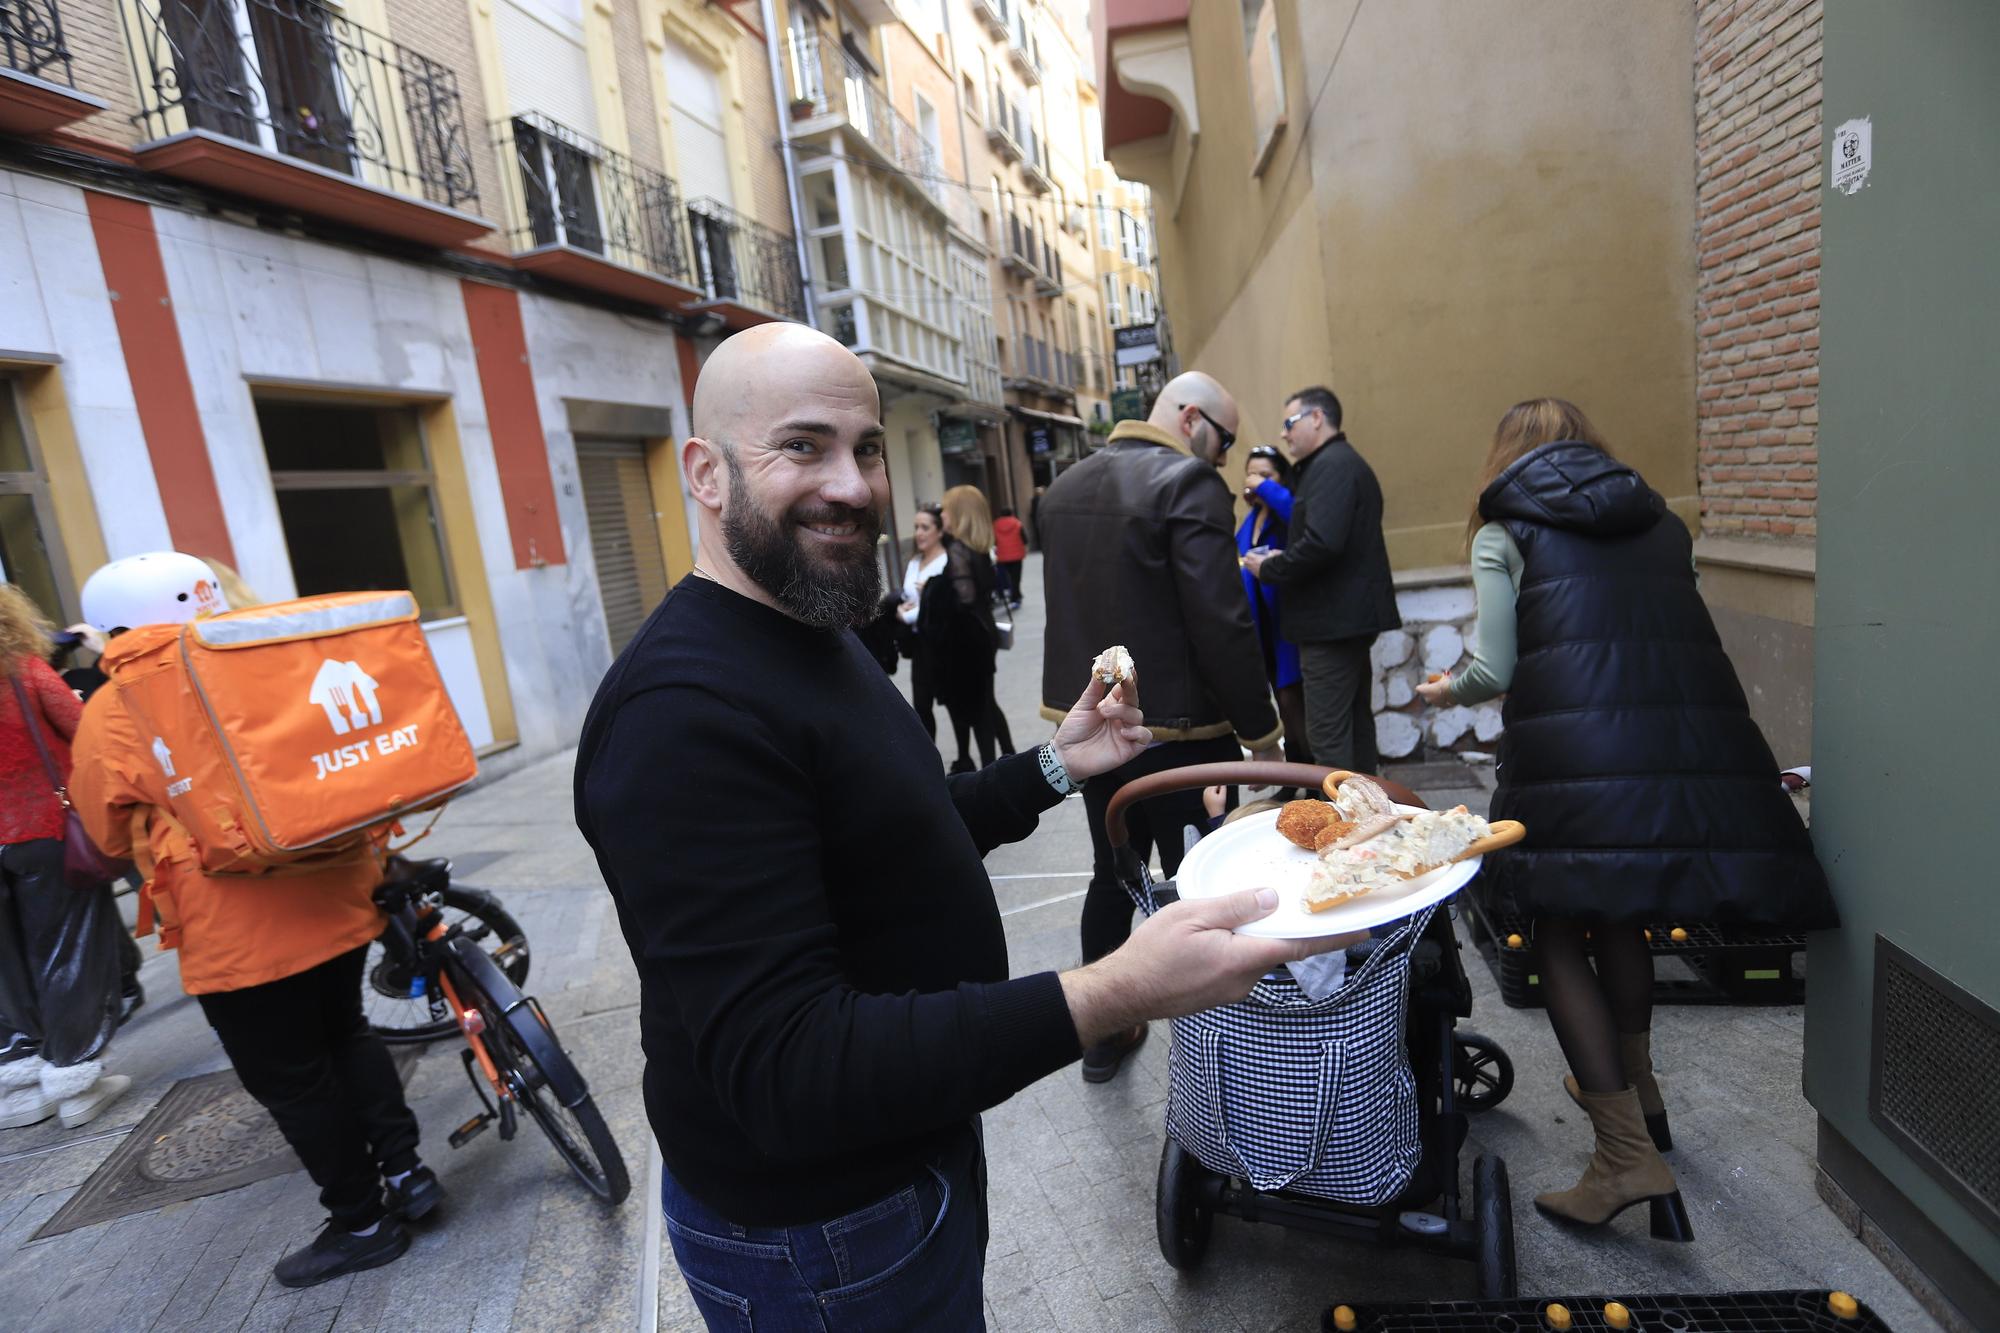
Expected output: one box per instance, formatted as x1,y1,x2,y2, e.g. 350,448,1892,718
365,861,529,1044
372,863,630,1205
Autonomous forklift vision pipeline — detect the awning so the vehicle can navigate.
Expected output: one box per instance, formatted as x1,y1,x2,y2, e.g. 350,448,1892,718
1007,405,1087,428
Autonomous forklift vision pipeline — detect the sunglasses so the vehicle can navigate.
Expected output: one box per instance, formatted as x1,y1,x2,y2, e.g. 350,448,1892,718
1247,446,1285,462
1282,408,1318,432
1181,403,1236,454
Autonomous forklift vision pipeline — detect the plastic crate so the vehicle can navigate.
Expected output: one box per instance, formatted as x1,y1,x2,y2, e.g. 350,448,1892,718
1461,891,1806,1009
1321,1289,1892,1332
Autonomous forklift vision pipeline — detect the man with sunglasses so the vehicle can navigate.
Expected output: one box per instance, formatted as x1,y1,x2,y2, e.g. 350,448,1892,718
1038,372,1284,1084
1241,385,1400,775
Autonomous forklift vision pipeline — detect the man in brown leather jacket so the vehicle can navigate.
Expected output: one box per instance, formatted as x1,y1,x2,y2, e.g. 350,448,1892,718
1038,372,1284,1082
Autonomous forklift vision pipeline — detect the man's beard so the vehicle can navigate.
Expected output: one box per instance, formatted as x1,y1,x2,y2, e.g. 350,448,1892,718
720,453,883,629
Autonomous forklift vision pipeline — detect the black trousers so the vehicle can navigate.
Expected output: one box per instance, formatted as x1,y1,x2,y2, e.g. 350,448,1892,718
1080,735,1243,964
197,943,420,1230
1300,636,1380,774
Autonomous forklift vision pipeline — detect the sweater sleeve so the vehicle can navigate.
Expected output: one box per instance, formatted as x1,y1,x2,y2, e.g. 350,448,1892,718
1253,479,1295,524
946,748,1064,855
583,685,1080,1163
1447,523,1522,705
29,656,82,744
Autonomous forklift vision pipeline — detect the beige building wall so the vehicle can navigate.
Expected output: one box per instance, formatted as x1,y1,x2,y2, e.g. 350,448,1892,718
1116,0,1699,572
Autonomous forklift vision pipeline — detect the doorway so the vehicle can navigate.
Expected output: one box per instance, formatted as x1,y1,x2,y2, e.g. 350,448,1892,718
575,437,671,656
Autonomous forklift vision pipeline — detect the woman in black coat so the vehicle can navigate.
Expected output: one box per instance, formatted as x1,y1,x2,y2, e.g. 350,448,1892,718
923,488,1011,772
1419,398,1835,1242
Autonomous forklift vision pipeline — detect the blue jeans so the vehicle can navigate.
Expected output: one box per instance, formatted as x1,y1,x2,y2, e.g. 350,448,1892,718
662,1128,988,1331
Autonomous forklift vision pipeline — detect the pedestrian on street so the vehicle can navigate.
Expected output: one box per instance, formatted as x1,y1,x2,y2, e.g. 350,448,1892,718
1416,398,1837,1241
575,324,1345,1331
1037,371,1284,1084
1236,445,1310,766
1242,386,1399,773
938,484,1014,769
0,584,130,1131
897,504,950,741
992,506,1027,609
70,552,444,1290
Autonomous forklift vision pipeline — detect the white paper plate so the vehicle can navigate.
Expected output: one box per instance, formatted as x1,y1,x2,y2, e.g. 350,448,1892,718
1173,805,1482,938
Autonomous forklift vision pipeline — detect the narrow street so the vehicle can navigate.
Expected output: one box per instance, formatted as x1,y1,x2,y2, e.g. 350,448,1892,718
0,555,1941,1330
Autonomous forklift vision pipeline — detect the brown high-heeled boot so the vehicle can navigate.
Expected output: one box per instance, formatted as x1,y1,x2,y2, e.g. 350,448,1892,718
1563,1031,1672,1150
1534,1086,1692,1240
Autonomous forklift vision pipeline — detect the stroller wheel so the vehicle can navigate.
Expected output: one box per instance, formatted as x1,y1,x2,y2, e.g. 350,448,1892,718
1156,1139,1213,1271
1473,1154,1517,1299
1452,1033,1515,1112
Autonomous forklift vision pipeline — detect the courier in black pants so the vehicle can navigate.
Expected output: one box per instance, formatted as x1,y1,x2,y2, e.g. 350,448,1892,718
197,945,422,1233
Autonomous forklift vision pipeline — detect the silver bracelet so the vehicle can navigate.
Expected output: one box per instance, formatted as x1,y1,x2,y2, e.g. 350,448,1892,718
1038,742,1079,795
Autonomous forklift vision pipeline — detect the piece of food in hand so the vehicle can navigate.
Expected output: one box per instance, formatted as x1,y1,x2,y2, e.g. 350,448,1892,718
1275,799,1338,849
1304,807,1492,913
1310,817,1360,851
1091,644,1134,686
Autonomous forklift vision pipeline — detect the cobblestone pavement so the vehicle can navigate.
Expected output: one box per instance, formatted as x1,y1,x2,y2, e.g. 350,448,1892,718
0,554,1943,1330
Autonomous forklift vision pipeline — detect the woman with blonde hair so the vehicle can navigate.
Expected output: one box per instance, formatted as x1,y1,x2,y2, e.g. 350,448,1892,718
1417,398,1834,1242
0,584,129,1130
929,486,1013,770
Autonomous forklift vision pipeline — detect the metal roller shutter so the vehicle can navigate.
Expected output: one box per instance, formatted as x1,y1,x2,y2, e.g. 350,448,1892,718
576,438,668,655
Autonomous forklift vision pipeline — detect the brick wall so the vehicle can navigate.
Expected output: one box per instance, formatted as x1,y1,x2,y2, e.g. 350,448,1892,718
733,25,793,237
611,0,662,174
54,0,147,143
1694,0,1822,540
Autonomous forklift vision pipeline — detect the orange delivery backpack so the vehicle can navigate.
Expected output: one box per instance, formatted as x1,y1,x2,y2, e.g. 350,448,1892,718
106,590,480,875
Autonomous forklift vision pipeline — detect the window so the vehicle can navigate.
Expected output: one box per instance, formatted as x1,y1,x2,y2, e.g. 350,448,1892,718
914,91,941,161
0,378,71,622
1096,192,1112,248
259,399,456,619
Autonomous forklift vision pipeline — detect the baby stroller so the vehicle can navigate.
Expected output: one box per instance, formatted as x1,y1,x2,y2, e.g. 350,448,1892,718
1106,762,1519,1299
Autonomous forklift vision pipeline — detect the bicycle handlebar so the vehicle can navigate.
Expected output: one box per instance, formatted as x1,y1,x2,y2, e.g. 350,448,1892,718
1102,762,1428,850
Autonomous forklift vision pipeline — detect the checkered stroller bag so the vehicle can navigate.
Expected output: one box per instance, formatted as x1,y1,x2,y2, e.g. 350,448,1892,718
1128,862,1431,1204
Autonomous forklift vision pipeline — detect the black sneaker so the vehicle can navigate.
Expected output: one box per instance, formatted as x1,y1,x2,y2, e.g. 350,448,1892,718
387,1165,444,1222
272,1219,410,1289
1081,1023,1149,1084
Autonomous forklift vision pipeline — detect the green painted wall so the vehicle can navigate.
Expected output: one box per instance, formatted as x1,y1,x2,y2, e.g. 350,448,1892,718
1806,0,2000,1284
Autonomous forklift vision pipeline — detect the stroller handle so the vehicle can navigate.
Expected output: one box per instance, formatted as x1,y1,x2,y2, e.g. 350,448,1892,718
1102,763,1427,849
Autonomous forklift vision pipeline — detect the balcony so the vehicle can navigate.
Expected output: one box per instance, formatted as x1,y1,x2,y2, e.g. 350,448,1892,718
0,0,107,134
985,95,1022,163
1033,251,1061,299
687,197,807,325
1001,215,1034,278
493,112,700,309
1020,147,1052,195
123,0,488,247
1008,36,1041,86
972,0,1007,39
786,30,947,216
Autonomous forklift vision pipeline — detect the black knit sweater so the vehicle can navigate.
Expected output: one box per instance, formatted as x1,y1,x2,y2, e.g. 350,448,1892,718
575,576,1080,1223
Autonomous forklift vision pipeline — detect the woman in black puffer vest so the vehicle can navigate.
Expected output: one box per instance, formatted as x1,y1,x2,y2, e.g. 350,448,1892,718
1418,399,1835,1243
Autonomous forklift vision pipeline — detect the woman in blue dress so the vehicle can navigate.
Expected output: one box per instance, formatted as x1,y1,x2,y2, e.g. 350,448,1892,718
1237,446,1310,764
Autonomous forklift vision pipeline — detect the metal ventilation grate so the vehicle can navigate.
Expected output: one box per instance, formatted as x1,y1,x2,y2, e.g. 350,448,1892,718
1869,936,2000,1230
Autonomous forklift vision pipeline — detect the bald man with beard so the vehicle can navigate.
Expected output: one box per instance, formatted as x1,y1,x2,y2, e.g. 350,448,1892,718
1036,375,1287,1084
574,326,1349,1330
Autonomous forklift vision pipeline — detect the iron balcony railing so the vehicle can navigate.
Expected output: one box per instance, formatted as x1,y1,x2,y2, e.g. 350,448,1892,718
494,112,688,282
2,0,76,85
124,0,477,208
687,196,806,321
786,29,944,209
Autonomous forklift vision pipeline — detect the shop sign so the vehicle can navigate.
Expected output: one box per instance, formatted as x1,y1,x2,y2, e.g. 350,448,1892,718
939,419,979,455
1028,427,1053,456
1114,323,1161,367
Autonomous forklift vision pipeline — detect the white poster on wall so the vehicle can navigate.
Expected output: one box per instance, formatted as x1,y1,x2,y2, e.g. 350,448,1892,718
1832,117,1872,196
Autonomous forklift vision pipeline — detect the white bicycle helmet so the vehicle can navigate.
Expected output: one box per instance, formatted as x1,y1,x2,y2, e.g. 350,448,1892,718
81,552,225,633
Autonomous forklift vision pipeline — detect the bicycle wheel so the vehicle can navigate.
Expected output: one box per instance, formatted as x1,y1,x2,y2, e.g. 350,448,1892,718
453,941,630,1205
365,885,529,1044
